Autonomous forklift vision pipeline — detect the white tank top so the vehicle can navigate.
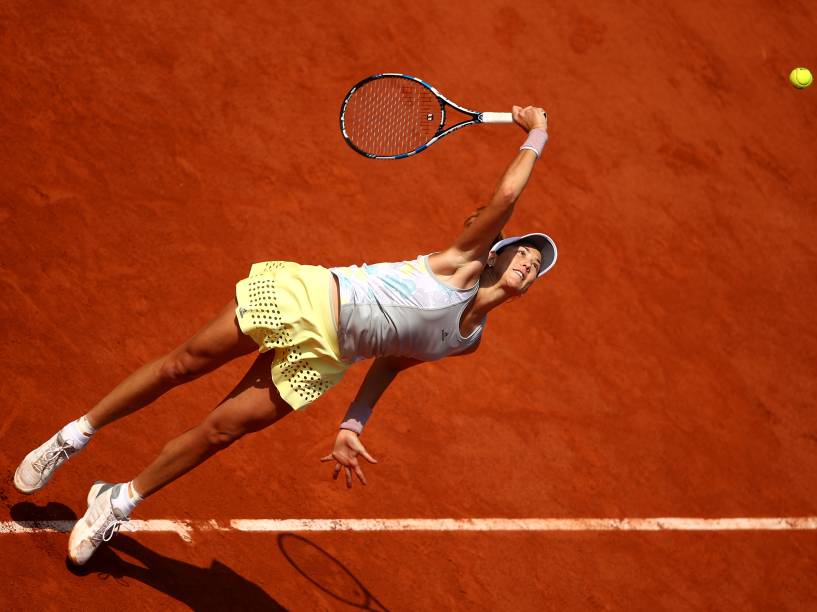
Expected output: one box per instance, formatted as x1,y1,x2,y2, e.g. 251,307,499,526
329,254,485,363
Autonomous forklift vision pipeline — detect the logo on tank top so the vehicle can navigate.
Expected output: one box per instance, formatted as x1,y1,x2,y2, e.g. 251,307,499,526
441,329,449,341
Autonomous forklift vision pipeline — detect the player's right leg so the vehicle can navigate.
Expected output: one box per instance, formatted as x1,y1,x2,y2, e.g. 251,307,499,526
69,349,291,565
14,298,259,494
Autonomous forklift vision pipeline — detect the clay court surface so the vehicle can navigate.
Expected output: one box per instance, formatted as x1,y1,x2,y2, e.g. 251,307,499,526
1,1,816,609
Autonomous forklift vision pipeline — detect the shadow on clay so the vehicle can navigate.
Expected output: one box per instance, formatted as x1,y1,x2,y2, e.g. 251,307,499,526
278,533,389,611
65,533,285,610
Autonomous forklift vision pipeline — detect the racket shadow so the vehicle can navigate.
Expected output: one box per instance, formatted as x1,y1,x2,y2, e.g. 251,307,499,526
277,533,389,611
66,534,284,611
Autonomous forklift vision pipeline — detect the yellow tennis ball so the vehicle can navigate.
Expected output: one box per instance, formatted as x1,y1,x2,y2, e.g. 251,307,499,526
789,67,813,89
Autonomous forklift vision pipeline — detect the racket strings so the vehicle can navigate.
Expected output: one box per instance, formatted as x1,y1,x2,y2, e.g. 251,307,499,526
343,78,441,156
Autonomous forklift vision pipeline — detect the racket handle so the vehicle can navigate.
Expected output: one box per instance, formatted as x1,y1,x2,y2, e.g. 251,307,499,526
479,112,513,124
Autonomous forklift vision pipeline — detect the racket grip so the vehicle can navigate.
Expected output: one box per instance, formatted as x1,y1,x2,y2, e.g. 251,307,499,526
479,112,513,124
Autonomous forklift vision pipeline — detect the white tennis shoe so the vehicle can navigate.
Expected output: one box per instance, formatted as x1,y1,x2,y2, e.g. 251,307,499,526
14,430,80,494
68,482,129,565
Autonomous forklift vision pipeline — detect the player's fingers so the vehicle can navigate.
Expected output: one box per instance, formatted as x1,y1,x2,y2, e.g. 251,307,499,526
354,464,368,486
333,464,341,480
320,454,335,462
345,466,353,488
359,448,378,464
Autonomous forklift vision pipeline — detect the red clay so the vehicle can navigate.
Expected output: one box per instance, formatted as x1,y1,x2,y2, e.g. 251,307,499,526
1,1,816,609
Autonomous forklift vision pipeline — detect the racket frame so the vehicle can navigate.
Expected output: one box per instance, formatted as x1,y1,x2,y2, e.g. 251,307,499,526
340,73,509,160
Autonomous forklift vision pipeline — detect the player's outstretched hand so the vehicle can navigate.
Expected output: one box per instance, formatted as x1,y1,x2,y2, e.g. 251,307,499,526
320,429,378,488
512,105,548,132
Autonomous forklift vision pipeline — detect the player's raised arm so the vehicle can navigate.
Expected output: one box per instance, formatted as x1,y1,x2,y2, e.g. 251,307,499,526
446,105,548,266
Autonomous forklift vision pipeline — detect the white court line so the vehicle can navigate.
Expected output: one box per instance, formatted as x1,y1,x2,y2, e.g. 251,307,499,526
3,517,817,542
230,518,817,532
0,520,195,542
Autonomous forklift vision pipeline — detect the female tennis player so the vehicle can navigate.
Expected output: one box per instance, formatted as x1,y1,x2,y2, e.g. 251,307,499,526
14,105,555,565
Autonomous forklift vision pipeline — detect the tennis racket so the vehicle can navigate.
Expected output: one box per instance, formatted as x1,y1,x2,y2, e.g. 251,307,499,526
340,73,514,160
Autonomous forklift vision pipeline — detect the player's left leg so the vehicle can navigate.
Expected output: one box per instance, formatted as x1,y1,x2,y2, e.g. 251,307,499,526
132,348,292,498
68,349,294,565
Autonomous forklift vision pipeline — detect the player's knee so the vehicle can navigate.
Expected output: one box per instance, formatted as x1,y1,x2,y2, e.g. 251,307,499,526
158,352,201,385
202,410,278,449
203,422,244,448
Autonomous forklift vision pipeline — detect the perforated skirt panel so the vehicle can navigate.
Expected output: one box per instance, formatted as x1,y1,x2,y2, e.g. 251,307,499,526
235,261,348,410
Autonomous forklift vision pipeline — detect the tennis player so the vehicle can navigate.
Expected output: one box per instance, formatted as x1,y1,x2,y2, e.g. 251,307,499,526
14,105,554,565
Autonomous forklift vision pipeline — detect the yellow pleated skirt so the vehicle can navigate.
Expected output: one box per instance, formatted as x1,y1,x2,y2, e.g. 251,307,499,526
235,261,349,410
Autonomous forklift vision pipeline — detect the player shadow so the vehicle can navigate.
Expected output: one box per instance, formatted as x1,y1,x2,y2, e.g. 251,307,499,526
277,533,389,611
66,534,284,611
9,500,78,522
9,503,383,610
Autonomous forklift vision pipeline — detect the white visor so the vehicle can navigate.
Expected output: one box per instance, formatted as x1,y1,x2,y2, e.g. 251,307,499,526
489,233,557,278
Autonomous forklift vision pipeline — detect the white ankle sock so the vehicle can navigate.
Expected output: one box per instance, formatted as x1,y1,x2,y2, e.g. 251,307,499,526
60,419,93,450
77,415,96,436
111,481,143,517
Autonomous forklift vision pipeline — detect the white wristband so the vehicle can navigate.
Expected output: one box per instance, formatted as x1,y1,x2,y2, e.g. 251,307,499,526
519,128,548,159
339,401,372,435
